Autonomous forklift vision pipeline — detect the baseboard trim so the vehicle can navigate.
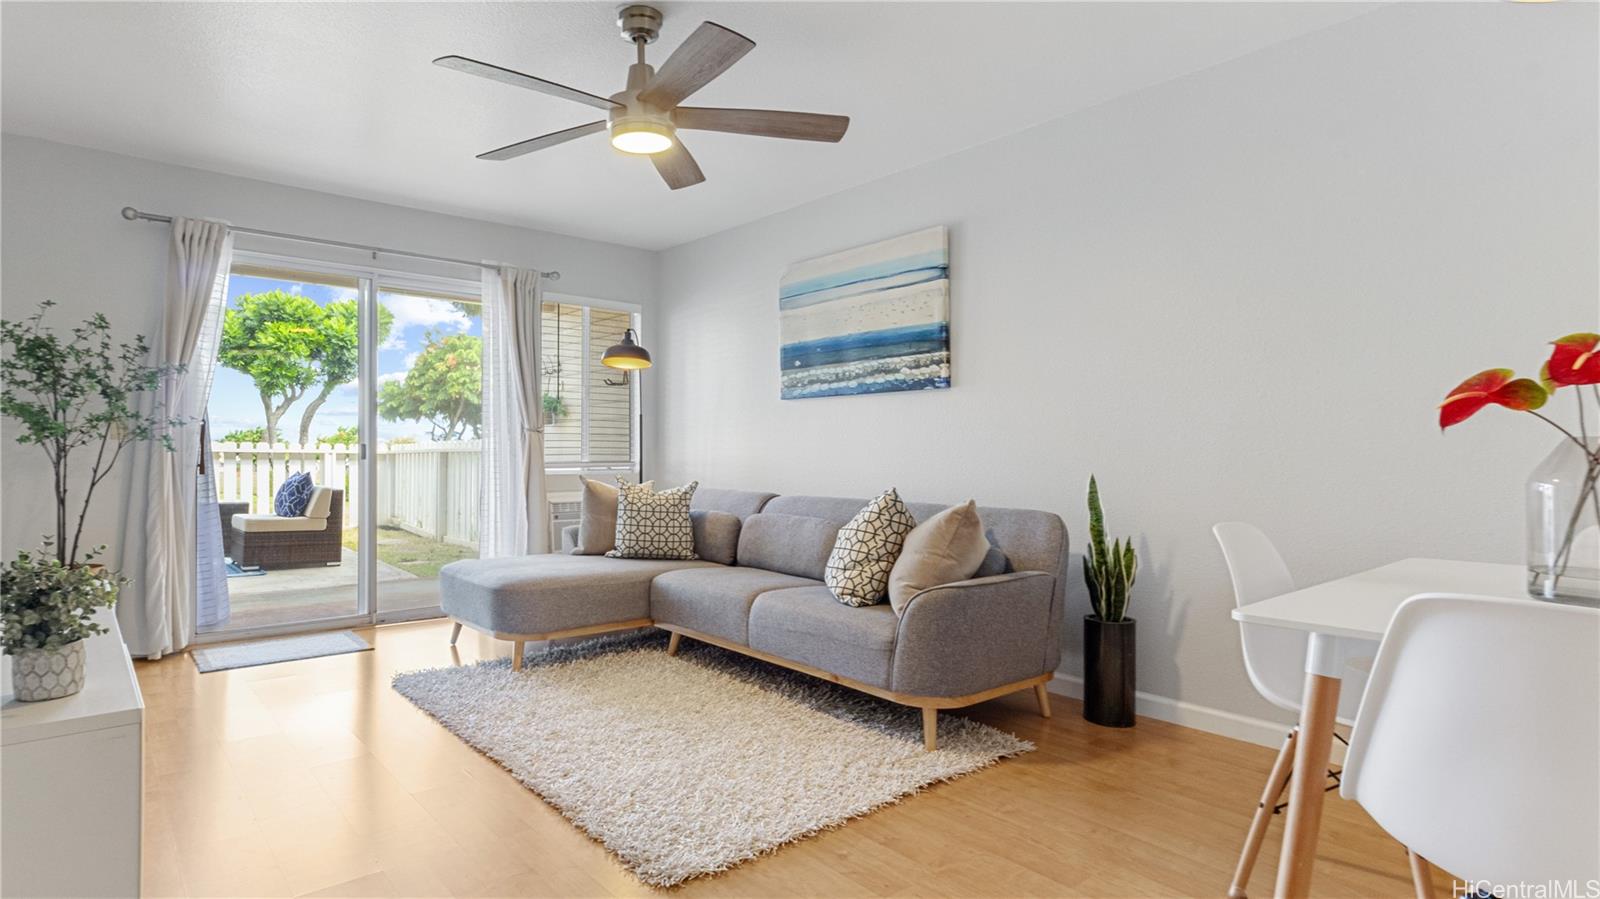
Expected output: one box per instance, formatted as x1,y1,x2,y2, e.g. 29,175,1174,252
1045,673,1291,749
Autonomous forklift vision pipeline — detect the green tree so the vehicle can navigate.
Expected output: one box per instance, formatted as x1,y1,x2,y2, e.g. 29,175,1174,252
220,426,282,444
317,424,360,447
294,300,392,446
377,332,482,440
217,292,394,447
217,291,324,447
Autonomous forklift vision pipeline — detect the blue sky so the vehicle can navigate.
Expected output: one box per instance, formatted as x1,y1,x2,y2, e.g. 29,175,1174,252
208,275,482,444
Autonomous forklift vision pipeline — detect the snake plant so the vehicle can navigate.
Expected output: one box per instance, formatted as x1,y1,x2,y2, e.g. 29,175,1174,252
1084,476,1138,622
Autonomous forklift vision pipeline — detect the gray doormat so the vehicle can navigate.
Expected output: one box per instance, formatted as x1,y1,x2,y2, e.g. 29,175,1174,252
192,630,371,672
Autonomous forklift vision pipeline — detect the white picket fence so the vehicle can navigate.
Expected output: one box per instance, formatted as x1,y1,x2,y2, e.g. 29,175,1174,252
209,440,481,548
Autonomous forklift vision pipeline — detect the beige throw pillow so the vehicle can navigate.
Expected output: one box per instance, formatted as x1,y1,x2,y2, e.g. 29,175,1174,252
574,476,652,555
888,500,990,615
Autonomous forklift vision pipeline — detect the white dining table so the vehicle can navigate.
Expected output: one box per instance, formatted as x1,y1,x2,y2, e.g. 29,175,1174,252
1230,557,1533,899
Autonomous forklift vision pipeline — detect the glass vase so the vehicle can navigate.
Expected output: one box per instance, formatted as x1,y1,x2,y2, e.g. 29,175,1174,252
1526,438,1600,605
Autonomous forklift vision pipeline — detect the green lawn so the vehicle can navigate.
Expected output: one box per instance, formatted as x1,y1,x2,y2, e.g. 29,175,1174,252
342,526,475,578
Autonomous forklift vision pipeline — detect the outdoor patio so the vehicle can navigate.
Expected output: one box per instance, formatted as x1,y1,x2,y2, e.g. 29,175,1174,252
204,438,482,632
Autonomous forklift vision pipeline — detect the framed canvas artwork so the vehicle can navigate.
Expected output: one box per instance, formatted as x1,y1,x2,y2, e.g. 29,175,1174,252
778,226,950,399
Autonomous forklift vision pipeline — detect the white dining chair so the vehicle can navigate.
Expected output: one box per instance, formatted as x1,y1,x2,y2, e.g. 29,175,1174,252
1213,522,1373,898
1342,593,1600,898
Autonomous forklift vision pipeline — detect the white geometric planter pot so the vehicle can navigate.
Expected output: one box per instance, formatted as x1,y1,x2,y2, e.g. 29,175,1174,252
10,640,86,702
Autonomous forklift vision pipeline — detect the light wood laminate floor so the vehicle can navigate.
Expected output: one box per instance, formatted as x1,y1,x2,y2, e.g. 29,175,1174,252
136,619,1450,898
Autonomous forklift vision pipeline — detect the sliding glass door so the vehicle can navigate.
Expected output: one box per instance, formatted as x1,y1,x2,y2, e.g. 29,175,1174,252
198,260,370,635
371,283,483,620
197,254,483,638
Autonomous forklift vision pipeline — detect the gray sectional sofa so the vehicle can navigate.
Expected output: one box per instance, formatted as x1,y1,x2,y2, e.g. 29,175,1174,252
439,487,1068,750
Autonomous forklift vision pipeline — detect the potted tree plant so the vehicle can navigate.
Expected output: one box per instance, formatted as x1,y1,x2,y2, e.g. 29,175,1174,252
0,301,175,700
1083,475,1139,727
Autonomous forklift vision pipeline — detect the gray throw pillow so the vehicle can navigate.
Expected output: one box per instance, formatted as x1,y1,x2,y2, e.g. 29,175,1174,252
736,513,841,579
690,510,741,565
607,481,698,560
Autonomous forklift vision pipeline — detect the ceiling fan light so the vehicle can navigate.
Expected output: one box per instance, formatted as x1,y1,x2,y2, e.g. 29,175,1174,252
610,121,674,154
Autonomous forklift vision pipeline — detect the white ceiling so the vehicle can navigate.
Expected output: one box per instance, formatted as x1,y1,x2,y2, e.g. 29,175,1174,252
2,2,1374,250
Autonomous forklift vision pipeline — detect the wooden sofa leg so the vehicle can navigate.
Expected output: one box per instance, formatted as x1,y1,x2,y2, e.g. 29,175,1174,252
1033,682,1052,718
922,708,938,751
449,622,463,646
667,632,681,656
511,640,525,672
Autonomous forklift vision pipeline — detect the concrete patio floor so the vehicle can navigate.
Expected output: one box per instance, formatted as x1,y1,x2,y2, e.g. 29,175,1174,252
201,548,441,633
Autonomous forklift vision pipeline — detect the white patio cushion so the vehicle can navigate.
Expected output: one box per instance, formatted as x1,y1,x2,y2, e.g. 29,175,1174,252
304,486,334,520
231,514,328,534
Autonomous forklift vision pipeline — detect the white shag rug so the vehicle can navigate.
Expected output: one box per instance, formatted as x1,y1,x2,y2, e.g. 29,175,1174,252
392,632,1032,887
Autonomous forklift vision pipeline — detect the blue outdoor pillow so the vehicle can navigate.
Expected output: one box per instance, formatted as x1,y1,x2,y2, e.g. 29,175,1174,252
274,472,315,517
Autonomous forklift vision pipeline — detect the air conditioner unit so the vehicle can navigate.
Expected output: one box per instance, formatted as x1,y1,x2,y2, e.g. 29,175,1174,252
549,497,582,553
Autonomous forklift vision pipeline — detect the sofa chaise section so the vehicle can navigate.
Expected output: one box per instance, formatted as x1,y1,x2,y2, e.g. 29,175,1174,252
440,553,718,668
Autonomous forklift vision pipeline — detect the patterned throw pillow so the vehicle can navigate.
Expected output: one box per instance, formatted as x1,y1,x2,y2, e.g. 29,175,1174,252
274,472,315,517
606,481,699,560
825,488,915,606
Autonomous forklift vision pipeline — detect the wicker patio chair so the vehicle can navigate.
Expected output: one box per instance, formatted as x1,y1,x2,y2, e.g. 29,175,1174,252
228,488,344,569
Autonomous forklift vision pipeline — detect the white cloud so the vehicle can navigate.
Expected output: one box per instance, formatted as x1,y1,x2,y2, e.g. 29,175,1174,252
376,371,406,385
402,351,420,369
380,295,470,349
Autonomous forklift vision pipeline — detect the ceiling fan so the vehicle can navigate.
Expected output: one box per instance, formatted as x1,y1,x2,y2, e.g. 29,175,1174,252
434,5,850,190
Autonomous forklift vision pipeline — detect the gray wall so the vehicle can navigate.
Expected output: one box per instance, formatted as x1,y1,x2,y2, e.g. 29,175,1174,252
651,4,1599,728
0,134,659,563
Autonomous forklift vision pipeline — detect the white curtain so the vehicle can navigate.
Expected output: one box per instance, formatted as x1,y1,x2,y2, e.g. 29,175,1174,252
194,421,229,631
117,217,232,658
480,266,549,557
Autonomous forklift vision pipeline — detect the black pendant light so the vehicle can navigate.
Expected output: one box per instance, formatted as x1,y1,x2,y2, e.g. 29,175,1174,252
600,328,652,370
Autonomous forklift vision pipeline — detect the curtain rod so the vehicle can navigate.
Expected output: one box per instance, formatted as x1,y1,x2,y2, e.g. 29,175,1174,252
119,207,559,280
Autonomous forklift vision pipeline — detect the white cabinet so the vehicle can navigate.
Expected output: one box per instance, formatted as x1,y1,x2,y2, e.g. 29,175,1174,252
2,609,143,898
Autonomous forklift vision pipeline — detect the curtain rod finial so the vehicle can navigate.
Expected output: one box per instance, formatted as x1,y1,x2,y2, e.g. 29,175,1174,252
120,206,139,221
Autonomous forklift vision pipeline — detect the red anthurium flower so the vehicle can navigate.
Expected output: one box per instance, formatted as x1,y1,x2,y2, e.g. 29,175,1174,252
1544,333,1600,388
1439,368,1548,430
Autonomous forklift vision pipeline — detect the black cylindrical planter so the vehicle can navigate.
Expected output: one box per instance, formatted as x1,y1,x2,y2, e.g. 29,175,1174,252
1083,615,1136,727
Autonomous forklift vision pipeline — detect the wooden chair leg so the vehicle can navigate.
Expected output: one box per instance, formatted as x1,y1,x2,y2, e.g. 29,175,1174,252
922,708,938,751
1228,728,1299,899
1033,682,1053,718
449,621,463,646
667,632,681,656
511,640,525,672
1407,849,1436,899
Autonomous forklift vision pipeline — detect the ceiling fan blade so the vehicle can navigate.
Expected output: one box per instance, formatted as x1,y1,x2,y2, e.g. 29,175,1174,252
434,55,621,112
650,140,706,190
477,121,607,161
636,22,755,109
674,107,849,142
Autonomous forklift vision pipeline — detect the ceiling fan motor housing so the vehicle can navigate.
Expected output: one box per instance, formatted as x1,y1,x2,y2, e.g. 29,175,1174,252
617,5,662,44
607,62,676,153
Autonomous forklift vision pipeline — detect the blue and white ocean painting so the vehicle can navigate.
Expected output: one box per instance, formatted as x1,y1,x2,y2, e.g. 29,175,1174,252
779,226,950,400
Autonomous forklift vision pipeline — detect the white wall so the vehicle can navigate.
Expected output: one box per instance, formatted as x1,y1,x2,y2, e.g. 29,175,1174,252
653,4,1598,734
0,134,658,563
